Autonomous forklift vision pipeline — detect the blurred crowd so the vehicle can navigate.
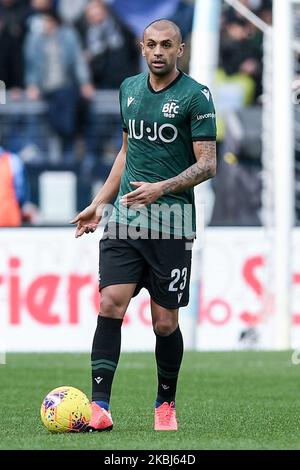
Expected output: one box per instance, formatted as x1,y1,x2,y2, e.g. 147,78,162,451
211,0,273,226
0,0,287,227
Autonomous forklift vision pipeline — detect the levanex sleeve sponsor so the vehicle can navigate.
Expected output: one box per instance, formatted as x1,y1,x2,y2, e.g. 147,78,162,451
189,87,217,141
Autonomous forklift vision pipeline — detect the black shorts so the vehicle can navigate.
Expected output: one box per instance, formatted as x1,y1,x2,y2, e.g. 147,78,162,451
99,229,193,309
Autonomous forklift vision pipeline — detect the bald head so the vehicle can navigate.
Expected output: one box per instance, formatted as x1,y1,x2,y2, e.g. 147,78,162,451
143,19,182,44
141,19,184,78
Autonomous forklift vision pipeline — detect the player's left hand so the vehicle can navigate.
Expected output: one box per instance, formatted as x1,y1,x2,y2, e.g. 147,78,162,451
120,181,163,207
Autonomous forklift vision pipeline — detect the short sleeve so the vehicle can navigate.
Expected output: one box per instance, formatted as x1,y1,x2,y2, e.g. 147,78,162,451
189,88,217,141
119,83,128,133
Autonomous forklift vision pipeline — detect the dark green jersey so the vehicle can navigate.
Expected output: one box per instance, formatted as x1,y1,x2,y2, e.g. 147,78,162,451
111,71,217,236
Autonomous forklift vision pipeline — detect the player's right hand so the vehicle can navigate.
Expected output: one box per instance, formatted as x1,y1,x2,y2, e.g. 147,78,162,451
70,203,102,238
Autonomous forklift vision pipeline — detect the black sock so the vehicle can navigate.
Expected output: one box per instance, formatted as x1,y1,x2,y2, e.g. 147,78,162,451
91,315,122,404
155,325,183,405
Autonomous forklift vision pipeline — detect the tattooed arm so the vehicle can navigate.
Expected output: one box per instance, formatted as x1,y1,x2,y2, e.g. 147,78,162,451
120,141,216,207
161,141,216,195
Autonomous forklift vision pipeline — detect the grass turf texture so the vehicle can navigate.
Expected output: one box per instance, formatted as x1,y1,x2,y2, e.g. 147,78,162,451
0,351,300,450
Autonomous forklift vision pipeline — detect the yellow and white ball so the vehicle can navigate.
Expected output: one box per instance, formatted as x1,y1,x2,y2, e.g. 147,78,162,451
40,386,91,433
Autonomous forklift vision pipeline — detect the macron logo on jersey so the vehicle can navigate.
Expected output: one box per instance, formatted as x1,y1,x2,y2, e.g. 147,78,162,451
127,96,134,107
201,89,210,101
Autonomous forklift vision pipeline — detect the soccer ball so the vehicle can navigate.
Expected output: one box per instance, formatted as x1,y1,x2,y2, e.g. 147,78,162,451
40,386,92,433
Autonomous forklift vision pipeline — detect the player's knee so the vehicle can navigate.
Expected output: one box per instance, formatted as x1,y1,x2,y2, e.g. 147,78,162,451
153,318,177,336
100,294,126,318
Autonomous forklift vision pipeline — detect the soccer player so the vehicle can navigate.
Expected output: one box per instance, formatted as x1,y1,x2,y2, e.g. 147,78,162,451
71,19,216,431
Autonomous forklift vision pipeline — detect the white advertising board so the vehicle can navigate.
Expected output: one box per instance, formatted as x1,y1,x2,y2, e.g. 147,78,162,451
0,228,299,352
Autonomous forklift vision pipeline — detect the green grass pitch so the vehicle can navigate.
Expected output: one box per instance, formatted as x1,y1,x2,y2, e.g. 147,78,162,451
0,351,300,450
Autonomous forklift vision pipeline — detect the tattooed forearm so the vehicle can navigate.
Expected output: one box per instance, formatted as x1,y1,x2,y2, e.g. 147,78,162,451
162,141,216,195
